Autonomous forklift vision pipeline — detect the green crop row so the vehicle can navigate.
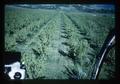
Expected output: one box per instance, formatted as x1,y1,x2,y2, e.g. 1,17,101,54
64,12,115,79
62,13,96,79
21,14,61,79
5,6,57,51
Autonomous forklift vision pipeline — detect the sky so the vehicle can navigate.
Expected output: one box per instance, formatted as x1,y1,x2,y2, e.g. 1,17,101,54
84,4,114,10
8,4,115,10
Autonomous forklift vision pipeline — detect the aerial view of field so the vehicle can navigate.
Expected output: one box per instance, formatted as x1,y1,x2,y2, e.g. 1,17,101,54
5,4,115,79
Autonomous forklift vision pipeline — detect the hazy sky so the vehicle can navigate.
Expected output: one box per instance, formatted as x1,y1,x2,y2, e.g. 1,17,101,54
7,4,115,10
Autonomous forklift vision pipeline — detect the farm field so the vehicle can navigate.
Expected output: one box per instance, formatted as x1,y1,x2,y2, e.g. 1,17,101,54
5,5,115,79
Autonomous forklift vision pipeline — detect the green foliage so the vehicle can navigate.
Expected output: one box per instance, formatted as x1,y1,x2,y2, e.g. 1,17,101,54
5,6,115,79
65,12,115,79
